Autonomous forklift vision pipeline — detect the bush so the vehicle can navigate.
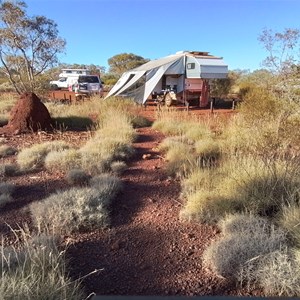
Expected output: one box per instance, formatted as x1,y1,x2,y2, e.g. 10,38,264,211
221,158,300,217
181,169,214,197
0,145,17,158
203,215,287,278
279,201,300,247
45,149,82,172
0,182,16,195
110,161,127,175
194,138,221,167
131,115,152,128
164,142,194,177
17,141,70,172
180,190,240,224
0,194,14,208
31,175,122,234
0,229,84,299
0,164,19,177
240,248,300,296
66,169,91,186
218,213,271,236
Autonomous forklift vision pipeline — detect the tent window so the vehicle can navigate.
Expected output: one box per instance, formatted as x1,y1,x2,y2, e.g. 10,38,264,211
187,63,195,69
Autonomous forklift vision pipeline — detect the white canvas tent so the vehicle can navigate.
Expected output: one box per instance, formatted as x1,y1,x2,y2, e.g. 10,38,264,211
105,51,228,104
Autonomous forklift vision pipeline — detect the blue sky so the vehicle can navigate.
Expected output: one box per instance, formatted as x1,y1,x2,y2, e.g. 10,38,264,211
26,0,300,72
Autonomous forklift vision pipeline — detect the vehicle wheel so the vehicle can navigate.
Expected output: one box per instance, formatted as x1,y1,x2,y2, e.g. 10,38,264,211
50,84,59,90
165,93,173,107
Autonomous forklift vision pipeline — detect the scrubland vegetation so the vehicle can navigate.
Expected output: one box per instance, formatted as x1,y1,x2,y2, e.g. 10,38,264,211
153,81,300,295
0,96,145,299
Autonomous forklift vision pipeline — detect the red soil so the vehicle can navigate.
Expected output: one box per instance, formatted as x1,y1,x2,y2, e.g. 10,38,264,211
0,104,258,297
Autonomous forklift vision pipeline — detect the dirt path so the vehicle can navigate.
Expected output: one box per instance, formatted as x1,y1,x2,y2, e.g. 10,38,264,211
67,126,234,296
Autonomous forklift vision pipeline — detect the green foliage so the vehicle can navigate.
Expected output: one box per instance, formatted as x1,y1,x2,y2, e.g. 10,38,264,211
100,73,119,86
108,53,149,75
131,115,152,128
53,116,94,130
0,1,66,94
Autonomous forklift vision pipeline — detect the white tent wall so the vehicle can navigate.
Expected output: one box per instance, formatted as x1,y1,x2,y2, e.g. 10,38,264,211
141,62,176,103
105,51,228,104
105,72,133,98
112,71,145,96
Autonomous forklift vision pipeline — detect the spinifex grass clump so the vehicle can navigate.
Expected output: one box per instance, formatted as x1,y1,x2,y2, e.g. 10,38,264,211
245,248,300,296
0,163,19,177
30,174,122,235
45,149,82,172
17,141,71,172
66,169,91,186
0,145,17,158
79,107,135,175
0,228,84,299
278,199,300,247
0,182,16,208
203,213,287,278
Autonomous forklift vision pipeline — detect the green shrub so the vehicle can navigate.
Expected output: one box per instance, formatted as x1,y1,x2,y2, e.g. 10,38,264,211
89,174,123,205
53,116,94,130
164,142,195,176
131,115,152,128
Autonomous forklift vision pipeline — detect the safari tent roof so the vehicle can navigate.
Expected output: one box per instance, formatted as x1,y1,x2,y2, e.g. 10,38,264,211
105,51,228,104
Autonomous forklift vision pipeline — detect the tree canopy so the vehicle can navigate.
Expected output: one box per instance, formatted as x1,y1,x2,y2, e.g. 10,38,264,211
0,1,66,93
108,53,149,75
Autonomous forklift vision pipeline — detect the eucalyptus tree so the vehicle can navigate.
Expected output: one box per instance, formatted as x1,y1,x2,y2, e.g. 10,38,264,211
259,28,300,102
0,1,66,93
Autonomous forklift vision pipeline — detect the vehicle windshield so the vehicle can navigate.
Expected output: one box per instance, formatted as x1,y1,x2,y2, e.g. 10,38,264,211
78,76,99,83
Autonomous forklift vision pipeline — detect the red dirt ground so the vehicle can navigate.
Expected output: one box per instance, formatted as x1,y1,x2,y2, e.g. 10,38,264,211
0,103,258,297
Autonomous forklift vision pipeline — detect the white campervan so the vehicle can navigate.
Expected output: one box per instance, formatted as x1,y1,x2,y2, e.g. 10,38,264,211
50,69,91,90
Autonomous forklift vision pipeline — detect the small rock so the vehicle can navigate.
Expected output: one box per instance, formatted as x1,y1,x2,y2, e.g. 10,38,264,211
142,153,152,160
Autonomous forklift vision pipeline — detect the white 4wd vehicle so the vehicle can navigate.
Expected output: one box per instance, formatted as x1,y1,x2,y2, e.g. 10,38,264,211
73,75,103,97
50,77,78,90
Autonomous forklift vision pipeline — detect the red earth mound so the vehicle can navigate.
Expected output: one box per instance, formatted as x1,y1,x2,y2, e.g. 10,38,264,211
0,92,53,135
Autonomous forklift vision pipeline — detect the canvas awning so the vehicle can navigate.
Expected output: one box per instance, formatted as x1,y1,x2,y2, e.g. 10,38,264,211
105,51,228,104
